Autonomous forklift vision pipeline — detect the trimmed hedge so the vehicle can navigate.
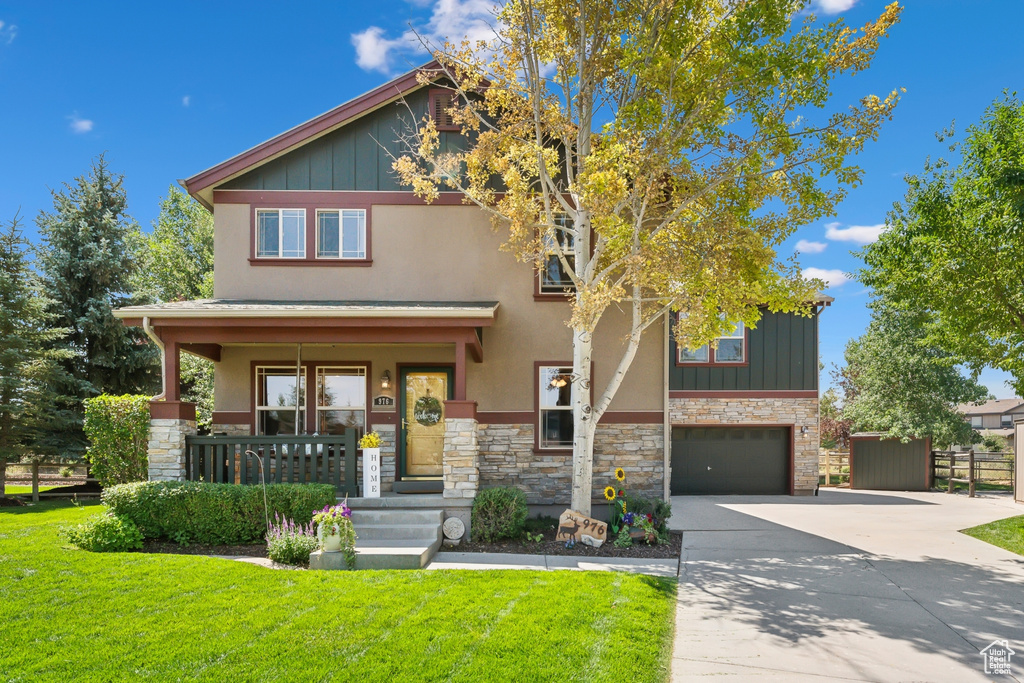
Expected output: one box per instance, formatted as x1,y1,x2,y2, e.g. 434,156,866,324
103,481,336,545
472,486,528,542
83,394,152,487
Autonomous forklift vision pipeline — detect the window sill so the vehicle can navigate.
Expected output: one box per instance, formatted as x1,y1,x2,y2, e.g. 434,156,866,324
675,361,750,368
249,258,373,267
533,447,573,455
534,292,574,302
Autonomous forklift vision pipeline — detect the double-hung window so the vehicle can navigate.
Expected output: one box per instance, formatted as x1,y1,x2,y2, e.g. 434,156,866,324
539,365,574,448
316,366,366,436
256,366,306,435
539,215,576,293
679,318,746,364
970,415,984,429
317,210,366,259
1001,414,1013,429
256,209,306,258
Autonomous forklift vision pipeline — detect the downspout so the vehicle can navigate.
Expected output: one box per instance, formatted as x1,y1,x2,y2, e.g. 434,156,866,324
143,316,166,401
295,343,302,435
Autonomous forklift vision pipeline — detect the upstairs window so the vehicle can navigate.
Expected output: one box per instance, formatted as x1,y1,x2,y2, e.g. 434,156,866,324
256,209,305,258
539,365,574,449
970,415,984,429
539,215,576,294
678,318,746,364
429,89,459,131
1001,414,1013,429
317,210,366,259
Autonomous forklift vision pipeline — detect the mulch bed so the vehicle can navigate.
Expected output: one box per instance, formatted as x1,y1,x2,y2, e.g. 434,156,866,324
451,530,682,558
142,541,268,558
0,497,26,507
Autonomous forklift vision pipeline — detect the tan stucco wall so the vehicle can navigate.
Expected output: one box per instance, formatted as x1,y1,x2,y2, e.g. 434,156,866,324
211,202,663,413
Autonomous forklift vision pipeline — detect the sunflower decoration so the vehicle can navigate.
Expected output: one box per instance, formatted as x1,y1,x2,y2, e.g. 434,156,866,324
614,467,626,482
603,486,617,501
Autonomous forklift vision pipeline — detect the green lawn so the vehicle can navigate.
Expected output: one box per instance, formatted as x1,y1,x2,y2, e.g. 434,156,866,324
0,501,676,682
2,485,60,495
932,477,1013,493
962,515,1024,556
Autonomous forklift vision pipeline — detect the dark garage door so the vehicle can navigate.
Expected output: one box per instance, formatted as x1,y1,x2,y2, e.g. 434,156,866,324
671,426,789,495
850,438,929,491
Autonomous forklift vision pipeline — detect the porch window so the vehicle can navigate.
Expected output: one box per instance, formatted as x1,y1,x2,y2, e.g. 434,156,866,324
539,215,576,294
256,366,306,435
316,366,366,436
539,365,574,449
256,209,306,258
317,210,366,259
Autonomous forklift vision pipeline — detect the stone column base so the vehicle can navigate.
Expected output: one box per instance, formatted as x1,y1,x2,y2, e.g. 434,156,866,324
148,401,197,482
443,417,479,499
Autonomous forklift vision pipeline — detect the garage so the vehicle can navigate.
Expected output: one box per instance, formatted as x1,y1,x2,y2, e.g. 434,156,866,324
849,434,931,491
671,426,790,495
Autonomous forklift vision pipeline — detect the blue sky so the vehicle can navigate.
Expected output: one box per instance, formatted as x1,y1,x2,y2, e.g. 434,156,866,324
0,0,1021,397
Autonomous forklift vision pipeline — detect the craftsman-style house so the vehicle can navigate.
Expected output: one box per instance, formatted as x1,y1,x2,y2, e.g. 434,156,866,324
115,63,827,506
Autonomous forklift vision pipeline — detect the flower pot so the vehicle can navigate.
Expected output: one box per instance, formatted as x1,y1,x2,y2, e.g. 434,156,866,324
320,525,343,553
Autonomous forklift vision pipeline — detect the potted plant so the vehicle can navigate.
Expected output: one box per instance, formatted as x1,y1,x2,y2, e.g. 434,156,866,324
359,431,383,498
312,502,357,568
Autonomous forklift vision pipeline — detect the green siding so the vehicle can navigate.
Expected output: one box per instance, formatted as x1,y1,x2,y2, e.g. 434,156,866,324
669,309,819,392
221,88,469,192
851,438,929,491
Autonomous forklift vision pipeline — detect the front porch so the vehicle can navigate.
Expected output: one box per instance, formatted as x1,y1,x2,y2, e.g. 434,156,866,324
114,299,500,502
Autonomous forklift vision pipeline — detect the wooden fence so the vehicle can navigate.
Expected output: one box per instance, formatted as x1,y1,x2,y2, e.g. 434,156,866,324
184,432,359,497
931,450,1014,498
819,450,850,487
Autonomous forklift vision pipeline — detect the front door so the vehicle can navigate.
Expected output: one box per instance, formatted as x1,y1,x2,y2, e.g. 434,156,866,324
399,367,453,479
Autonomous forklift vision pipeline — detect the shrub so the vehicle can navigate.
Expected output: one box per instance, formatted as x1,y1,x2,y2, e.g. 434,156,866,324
83,395,151,487
472,486,528,542
266,513,319,566
103,481,336,545
61,513,144,552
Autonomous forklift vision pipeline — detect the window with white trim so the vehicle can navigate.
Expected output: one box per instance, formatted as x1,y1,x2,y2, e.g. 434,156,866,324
317,210,366,259
539,365,574,448
539,215,576,293
256,366,306,435
316,366,366,436
256,209,305,258
679,319,746,364
970,415,984,429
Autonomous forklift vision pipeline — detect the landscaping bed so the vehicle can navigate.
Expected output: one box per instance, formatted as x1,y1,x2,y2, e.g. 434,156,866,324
455,529,682,558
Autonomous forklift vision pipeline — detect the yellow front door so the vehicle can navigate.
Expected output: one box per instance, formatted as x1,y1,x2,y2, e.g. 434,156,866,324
400,368,451,478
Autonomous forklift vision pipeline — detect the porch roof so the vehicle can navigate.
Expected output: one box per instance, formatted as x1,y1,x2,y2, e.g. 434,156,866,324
113,299,499,322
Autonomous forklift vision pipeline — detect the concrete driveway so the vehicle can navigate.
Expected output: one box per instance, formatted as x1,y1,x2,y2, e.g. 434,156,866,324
669,489,1024,682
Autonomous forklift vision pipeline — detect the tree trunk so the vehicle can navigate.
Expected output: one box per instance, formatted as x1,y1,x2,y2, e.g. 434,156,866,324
0,459,5,498
570,327,596,515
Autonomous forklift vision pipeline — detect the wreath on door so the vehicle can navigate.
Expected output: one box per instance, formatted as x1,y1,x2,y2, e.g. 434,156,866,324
414,394,443,426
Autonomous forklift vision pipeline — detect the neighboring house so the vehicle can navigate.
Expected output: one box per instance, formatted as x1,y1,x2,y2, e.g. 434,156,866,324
114,63,827,505
958,398,1024,451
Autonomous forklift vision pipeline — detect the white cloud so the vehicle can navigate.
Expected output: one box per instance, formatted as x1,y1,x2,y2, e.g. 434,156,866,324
182,95,191,107
68,113,93,134
795,239,828,254
825,221,886,245
803,267,850,288
0,20,17,45
812,0,858,14
352,1,497,75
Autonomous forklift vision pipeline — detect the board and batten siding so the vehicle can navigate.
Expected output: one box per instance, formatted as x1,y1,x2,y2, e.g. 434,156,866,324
220,88,467,193
669,309,819,392
850,437,930,491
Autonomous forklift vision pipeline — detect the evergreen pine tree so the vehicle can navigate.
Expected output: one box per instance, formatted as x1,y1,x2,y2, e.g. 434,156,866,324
0,214,72,497
35,155,158,455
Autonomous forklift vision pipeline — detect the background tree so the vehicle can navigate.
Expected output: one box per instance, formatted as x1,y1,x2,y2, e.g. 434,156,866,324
819,387,851,450
0,214,71,496
138,186,215,430
840,302,988,447
35,155,158,455
395,0,903,512
861,95,1024,395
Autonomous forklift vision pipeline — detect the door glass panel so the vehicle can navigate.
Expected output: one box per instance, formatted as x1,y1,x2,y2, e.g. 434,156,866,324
403,371,447,477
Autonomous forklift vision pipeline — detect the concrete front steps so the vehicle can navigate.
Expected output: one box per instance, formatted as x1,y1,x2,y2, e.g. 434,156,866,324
349,507,443,570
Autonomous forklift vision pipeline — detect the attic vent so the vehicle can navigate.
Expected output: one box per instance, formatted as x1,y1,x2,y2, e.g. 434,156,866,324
429,89,459,131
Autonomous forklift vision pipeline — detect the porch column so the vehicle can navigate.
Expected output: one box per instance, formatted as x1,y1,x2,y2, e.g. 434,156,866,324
454,340,467,401
442,400,479,499
164,341,181,401
148,400,196,482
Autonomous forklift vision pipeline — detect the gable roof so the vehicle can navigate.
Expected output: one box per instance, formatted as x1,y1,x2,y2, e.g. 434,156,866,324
958,398,1024,415
182,61,441,209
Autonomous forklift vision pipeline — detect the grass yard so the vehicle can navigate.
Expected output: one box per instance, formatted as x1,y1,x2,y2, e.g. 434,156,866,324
962,514,1024,557
932,477,1013,493
2,485,59,495
0,501,676,682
